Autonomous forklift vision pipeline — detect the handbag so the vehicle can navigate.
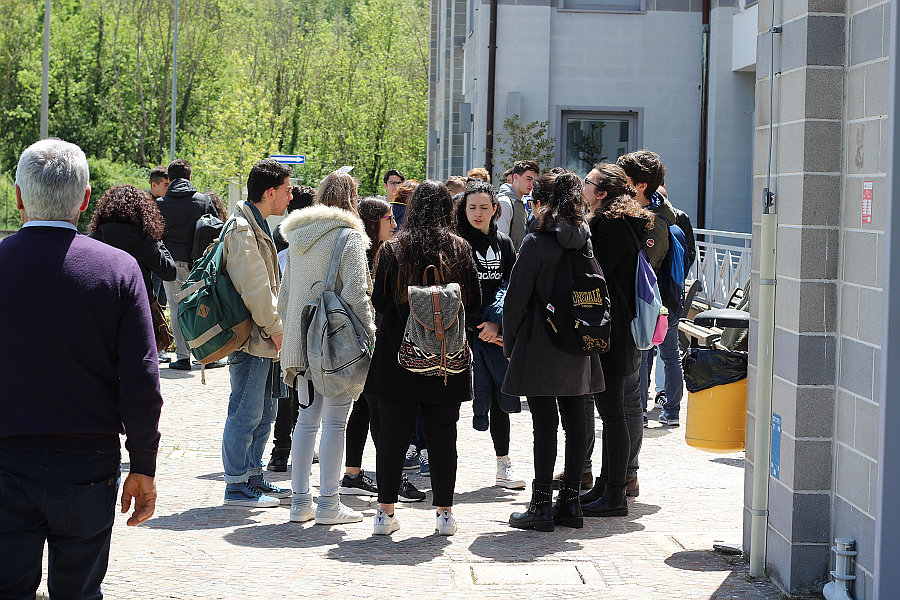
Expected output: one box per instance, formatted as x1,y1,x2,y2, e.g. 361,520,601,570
149,296,175,354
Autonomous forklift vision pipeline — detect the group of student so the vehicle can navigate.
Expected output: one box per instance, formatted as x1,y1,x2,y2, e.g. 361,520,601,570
244,148,689,536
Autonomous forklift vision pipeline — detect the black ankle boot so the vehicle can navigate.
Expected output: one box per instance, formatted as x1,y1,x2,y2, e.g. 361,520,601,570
509,481,554,532
554,480,584,528
583,483,628,517
267,448,290,472
579,476,607,505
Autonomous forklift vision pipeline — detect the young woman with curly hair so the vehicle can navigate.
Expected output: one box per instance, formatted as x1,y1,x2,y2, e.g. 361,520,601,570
364,180,481,536
503,172,605,532
578,162,654,518
88,184,176,305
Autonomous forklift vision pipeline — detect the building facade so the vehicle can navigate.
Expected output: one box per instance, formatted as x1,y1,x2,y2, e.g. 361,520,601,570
428,0,759,232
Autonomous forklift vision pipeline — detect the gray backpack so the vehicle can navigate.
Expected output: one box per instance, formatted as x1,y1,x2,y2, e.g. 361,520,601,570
397,263,472,383
299,228,372,398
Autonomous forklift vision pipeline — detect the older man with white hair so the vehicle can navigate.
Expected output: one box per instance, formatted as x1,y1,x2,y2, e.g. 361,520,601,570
0,138,163,599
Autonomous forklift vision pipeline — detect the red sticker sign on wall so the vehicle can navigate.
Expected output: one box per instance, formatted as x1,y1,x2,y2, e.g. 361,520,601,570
863,181,873,224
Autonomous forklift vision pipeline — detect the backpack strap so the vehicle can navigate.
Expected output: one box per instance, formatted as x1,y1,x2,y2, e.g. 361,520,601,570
423,264,442,285
324,228,352,291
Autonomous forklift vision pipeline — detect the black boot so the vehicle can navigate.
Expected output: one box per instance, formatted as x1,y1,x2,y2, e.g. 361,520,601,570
267,448,290,472
509,481,554,532
554,480,584,528
583,483,628,517
579,476,606,505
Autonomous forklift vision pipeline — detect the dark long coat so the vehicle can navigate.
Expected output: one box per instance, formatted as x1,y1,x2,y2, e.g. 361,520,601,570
501,219,605,398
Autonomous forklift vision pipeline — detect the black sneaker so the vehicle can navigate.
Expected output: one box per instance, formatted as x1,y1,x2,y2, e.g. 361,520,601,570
398,473,426,502
247,474,291,499
169,358,192,370
339,469,378,496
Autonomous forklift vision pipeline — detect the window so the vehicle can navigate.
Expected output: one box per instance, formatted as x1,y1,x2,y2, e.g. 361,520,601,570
558,0,644,13
559,111,640,178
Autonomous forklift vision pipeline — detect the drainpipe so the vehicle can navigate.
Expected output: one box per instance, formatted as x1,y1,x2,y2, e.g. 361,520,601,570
484,0,498,177
749,1,780,578
697,0,710,229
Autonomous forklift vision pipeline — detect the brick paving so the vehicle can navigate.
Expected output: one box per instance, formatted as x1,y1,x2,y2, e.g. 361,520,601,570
38,366,782,599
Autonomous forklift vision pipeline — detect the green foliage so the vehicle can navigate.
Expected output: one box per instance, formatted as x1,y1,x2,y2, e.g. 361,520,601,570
0,0,428,212
493,115,557,179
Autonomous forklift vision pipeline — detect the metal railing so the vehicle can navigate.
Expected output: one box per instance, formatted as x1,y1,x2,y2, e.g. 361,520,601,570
689,228,752,308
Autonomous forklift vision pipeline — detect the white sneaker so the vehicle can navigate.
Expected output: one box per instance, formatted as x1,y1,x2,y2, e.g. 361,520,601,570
373,508,400,535
289,492,315,523
496,456,526,489
315,494,363,525
435,510,457,535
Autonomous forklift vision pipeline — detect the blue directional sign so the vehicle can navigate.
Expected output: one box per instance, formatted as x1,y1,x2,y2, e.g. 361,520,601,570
770,413,781,479
270,154,306,165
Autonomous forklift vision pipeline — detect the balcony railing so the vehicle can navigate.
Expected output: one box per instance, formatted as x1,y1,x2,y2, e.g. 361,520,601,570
689,228,752,308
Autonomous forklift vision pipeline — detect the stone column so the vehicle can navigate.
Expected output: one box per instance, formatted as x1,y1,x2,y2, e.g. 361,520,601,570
745,0,844,592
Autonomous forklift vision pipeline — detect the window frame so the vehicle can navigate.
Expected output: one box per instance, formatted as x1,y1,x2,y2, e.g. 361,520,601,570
557,0,646,14
555,107,644,177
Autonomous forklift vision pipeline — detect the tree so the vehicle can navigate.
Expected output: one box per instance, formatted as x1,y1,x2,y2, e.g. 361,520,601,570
492,114,557,179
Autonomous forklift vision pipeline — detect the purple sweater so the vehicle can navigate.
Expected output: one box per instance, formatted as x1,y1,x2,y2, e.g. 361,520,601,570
0,226,162,476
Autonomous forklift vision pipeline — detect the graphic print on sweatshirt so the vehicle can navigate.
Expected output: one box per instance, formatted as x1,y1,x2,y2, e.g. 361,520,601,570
476,246,503,280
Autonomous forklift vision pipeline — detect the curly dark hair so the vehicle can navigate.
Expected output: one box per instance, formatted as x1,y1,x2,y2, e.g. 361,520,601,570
358,196,392,265
533,171,587,231
380,180,474,302
590,163,654,223
454,179,499,239
88,184,165,240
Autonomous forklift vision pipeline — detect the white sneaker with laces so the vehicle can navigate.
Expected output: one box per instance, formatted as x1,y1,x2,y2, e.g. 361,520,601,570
496,456,526,489
289,492,315,523
435,510,457,535
373,508,400,535
315,494,363,525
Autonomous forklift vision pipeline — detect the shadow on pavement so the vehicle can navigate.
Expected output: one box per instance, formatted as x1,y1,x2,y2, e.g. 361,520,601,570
711,457,745,468
224,522,348,549
143,506,266,530
664,549,731,572
468,530,584,560
158,370,197,380
451,485,523,505
325,534,451,565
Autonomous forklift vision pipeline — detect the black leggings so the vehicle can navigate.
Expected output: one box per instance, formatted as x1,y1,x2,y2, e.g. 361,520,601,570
592,375,630,487
345,395,380,468
490,398,510,457
527,396,587,486
376,400,460,507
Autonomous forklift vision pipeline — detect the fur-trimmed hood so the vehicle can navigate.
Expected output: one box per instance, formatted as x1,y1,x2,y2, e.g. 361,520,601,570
279,204,370,255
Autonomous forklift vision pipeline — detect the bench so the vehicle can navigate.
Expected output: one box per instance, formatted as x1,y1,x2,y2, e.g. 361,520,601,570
678,285,746,351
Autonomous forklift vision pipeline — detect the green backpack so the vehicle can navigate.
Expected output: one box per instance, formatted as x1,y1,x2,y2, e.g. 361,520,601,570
175,217,252,365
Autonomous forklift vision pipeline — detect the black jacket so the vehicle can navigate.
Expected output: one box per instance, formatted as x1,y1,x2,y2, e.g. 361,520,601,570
89,223,176,302
502,218,605,397
156,178,211,262
457,220,516,328
363,242,481,404
590,213,650,377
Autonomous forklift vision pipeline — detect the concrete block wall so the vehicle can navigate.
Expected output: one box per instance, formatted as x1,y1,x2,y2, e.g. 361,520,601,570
746,0,889,597
831,0,889,597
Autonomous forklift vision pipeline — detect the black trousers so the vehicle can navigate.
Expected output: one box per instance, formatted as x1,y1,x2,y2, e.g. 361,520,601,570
272,386,300,450
345,394,381,468
0,449,120,600
489,398,510,457
376,399,460,506
527,396,587,486
588,375,630,488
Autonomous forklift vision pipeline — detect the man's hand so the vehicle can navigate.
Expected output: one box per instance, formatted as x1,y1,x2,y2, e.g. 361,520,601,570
271,333,283,353
121,473,157,526
477,321,501,343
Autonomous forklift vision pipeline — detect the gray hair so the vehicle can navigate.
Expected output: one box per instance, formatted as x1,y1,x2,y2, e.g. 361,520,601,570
15,139,90,221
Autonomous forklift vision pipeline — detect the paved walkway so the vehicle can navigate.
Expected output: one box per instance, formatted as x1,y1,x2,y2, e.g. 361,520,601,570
40,365,780,599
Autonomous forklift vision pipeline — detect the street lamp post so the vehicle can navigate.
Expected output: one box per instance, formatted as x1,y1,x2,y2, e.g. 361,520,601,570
170,0,179,161
40,0,50,139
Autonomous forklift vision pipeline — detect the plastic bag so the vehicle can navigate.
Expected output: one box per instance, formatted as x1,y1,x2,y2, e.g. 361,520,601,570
682,348,748,393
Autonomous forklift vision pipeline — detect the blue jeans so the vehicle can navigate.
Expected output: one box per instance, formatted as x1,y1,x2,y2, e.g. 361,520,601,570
639,311,684,419
222,351,276,483
0,449,120,600
290,381,353,497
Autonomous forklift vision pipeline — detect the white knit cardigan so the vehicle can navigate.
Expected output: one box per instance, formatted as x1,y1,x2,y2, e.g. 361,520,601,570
277,204,376,390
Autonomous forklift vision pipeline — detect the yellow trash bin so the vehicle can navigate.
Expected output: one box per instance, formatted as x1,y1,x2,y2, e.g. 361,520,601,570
685,379,747,453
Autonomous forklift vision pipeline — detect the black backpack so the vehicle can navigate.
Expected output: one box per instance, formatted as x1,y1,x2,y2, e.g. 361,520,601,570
542,240,611,355
192,196,224,262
